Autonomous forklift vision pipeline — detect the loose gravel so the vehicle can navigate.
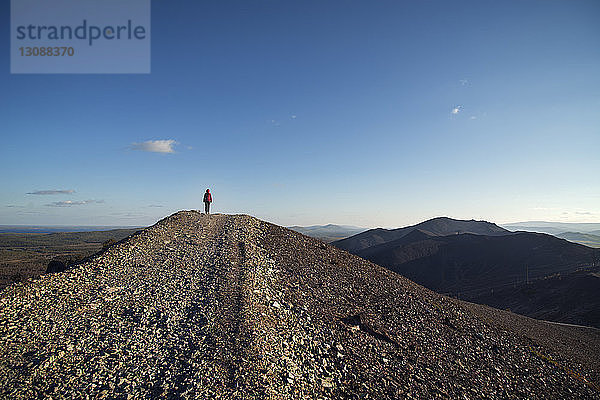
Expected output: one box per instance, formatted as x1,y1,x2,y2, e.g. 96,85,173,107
0,211,598,399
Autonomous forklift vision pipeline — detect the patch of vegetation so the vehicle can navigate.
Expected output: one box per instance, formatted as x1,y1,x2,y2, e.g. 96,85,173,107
0,228,140,290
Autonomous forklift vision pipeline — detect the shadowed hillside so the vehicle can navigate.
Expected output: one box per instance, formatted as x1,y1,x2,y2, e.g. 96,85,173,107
335,217,510,253
334,220,600,327
354,231,596,295
469,267,600,327
0,211,598,398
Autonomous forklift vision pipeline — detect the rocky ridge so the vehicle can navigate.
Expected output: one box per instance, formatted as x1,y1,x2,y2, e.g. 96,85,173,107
0,211,598,398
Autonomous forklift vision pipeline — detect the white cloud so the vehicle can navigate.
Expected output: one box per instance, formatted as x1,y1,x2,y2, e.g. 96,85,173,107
291,115,297,119
131,139,177,153
27,189,75,195
46,200,104,207
451,105,463,114
470,116,477,120
459,79,468,86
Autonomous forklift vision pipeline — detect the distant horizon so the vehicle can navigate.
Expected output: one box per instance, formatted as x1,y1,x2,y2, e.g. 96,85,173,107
3,214,600,232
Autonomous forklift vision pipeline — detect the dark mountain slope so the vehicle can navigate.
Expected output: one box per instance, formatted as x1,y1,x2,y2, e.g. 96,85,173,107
338,226,600,328
335,217,509,253
355,231,595,295
471,268,600,327
0,212,598,398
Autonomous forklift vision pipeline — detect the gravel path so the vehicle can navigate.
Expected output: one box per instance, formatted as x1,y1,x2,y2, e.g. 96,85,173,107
0,211,598,399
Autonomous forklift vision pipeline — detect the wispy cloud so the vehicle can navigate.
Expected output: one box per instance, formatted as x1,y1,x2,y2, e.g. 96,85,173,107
148,204,164,208
5,205,25,208
27,189,75,195
470,116,477,120
451,105,463,114
131,139,177,153
46,200,104,207
291,115,297,119
109,212,147,218
459,79,469,86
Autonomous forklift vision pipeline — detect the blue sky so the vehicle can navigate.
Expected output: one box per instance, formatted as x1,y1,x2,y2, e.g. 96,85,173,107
1,0,599,228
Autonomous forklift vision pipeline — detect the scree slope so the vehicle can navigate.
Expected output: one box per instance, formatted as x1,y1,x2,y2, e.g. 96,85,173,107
1,211,598,399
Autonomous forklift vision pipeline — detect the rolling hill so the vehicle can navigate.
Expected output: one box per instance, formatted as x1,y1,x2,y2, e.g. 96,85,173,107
554,232,600,248
335,217,510,253
502,222,600,235
355,231,596,295
500,222,600,248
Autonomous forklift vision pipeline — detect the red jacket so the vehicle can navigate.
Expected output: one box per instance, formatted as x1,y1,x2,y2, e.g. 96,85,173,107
203,192,212,202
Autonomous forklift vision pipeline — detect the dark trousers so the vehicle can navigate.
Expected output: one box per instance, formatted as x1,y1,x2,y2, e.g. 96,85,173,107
204,202,210,214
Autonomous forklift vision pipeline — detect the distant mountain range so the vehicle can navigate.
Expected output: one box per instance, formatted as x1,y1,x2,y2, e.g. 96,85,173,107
333,217,600,327
335,217,510,253
288,219,600,247
553,232,600,248
501,221,600,234
287,224,366,242
502,221,600,248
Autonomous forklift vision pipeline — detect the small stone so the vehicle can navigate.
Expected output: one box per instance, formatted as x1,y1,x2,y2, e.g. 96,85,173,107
322,377,334,388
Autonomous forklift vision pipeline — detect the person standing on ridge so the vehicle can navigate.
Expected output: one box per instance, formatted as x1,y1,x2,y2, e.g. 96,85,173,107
203,189,212,214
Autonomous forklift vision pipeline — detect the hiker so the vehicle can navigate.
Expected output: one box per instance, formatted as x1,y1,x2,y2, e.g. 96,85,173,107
203,189,212,214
